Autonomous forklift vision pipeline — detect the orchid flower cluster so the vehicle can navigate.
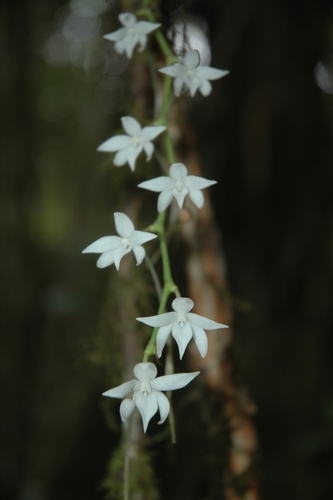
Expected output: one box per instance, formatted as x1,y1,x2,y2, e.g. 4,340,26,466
83,9,229,436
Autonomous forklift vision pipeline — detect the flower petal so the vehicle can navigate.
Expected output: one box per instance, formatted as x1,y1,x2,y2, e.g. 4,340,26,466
159,64,186,78
102,379,136,399
96,251,114,268
113,39,127,56
130,230,157,246
132,245,145,266
150,371,200,391
139,125,166,142
97,135,132,152
184,75,201,97
112,246,130,270
137,312,177,328
169,163,188,180
82,236,121,254
119,12,137,28
186,312,228,330
183,49,200,69
114,212,134,238
172,186,188,208
188,188,204,208
127,144,142,171
173,76,184,96
121,116,141,137
172,297,194,313
113,148,129,166
103,27,126,42
135,391,158,433
135,21,161,35
134,362,157,382
119,398,136,422
143,141,154,161
154,390,170,424
172,321,193,359
156,323,173,357
184,175,217,190
126,34,140,58
190,324,208,358
138,176,175,192
138,34,148,51
195,66,229,81
157,190,174,212
199,79,212,96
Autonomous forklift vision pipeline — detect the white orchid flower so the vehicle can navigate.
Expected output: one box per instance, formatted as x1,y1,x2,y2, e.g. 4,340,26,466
82,212,157,270
103,362,199,432
137,297,228,359
104,13,161,59
137,162,217,212
97,116,166,172
159,49,229,97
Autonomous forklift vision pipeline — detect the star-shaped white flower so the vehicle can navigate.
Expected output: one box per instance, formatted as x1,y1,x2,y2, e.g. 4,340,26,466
137,162,217,212
104,13,161,59
97,116,166,172
103,362,199,432
82,212,157,270
137,297,228,359
159,49,229,97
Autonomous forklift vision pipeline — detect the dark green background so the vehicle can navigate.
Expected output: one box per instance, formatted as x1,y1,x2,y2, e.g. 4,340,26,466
1,0,333,498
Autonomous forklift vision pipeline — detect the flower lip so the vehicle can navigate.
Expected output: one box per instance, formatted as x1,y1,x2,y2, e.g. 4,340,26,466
140,382,152,396
175,180,184,191
121,237,130,249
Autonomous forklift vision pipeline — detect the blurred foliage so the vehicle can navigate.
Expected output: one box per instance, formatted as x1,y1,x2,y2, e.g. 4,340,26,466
102,440,160,500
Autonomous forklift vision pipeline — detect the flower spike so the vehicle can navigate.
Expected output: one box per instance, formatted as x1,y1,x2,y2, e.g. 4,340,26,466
103,362,199,432
82,212,157,270
104,13,161,59
97,116,166,172
137,297,228,359
159,49,229,97
138,162,217,212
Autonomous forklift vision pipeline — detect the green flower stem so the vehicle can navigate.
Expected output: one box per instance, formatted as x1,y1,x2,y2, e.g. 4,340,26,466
165,337,177,443
144,254,163,301
142,283,169,362
138,6,177,60
124,416,133,500
157,211,172,283
164,127,176,164
140,4,180,361
161,74,173,120
143,211,180,362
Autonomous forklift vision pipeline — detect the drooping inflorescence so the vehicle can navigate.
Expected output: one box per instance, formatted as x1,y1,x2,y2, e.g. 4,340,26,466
82,7,229,435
